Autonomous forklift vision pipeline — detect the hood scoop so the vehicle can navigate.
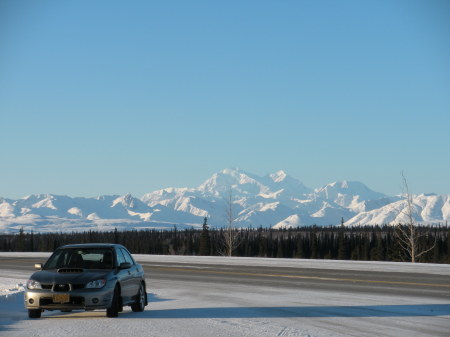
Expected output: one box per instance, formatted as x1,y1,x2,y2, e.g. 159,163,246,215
57,268,84,273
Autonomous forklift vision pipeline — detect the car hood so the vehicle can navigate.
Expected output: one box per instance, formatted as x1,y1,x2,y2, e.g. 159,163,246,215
30,269,112,284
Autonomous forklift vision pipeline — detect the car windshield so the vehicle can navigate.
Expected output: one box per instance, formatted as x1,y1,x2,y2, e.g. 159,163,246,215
44,248,114,270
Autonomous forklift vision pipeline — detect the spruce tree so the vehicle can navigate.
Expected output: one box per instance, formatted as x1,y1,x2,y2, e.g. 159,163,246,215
199,217,211,255
337,228,348,260
18,227,25,252
310,228,318,259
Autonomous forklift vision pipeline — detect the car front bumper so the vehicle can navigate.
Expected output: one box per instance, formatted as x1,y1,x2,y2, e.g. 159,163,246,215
24,284,115,311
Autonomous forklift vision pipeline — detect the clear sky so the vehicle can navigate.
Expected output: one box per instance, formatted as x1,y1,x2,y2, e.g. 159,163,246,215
1,0,449,199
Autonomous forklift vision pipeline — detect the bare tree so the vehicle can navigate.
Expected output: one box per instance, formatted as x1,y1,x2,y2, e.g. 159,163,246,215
220,188,240,257
395,172,435,263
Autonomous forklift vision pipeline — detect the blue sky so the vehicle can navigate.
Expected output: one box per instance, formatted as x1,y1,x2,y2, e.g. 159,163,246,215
1,0,449,198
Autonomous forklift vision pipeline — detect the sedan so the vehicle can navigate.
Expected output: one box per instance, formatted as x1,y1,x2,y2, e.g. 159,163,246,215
24,243,147,318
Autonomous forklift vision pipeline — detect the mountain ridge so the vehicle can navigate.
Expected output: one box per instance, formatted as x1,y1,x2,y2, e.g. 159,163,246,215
1,168,448,233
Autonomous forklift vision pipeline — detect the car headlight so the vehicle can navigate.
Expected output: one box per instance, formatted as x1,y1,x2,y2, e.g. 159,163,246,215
27,279,42,290
85,279,106,289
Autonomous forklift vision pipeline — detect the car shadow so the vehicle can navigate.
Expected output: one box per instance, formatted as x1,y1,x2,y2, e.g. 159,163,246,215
122,303,450,319
147,293,173,303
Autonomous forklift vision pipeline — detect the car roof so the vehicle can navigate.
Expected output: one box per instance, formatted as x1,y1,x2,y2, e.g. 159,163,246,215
58,243,126,250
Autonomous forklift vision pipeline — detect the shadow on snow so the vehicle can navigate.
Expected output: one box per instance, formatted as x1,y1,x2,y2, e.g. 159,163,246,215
123,297,450,319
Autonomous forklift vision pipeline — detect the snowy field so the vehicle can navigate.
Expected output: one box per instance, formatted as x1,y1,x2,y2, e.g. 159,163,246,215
1,253,449,337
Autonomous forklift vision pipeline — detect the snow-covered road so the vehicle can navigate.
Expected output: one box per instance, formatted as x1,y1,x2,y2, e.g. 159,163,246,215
1,254,449,337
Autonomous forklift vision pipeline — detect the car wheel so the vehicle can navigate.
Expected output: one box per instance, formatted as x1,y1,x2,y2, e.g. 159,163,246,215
106,285,120,318
131,283,146,312
28,309,41,319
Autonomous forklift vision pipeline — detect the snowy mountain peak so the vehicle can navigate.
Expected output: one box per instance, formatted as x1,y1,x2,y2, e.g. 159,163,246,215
263,171,311,196
112,193,135,208
269,170,288,183
315,181,385,200
273,214,302,229
221,167,241,175
198,168,268,196
198,168,312,199
32,195,57,210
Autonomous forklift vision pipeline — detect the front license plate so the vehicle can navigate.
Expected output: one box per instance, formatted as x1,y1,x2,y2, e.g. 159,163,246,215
53,294,70,303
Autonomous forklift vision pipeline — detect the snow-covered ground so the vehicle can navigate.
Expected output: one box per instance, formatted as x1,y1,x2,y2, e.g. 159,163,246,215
0,254,449,337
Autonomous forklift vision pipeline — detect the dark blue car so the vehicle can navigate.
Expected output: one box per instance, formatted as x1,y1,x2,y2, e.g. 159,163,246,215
25,243,147,318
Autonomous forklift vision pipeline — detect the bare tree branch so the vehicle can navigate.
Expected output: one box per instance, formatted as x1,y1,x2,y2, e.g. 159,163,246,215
394,172,436,263
220,188,240,257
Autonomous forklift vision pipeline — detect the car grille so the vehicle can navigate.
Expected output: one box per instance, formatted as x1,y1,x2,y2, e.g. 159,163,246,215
48,283,85,291
54,284,70,292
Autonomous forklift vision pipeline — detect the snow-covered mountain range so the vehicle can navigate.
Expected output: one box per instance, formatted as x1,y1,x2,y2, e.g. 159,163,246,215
1,168,449,233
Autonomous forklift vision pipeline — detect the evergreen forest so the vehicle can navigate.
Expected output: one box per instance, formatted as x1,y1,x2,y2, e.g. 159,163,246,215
0,225,448,263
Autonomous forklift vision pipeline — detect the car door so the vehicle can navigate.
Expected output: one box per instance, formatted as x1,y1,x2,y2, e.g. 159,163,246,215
115,248,134,302
120,248,141,296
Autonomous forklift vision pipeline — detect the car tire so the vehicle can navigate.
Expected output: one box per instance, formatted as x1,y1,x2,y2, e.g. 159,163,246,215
28,309,41,319
131,283,146,312
106,285,120,318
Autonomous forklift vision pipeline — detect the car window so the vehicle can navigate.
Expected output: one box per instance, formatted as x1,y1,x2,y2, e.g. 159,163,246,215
116,249,126,266
44,250,83,269
45,250,69,269
81,250,114,269
44,248,114,270
120,248,135,265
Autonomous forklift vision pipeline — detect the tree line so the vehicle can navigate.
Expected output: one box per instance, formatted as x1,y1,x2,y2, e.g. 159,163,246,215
0,225,448,263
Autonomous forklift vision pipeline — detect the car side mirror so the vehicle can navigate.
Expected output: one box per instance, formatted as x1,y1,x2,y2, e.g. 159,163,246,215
34,263,43,270
119,262,131,270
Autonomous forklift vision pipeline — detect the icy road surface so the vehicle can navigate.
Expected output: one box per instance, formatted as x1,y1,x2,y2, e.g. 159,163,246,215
1,253,449,337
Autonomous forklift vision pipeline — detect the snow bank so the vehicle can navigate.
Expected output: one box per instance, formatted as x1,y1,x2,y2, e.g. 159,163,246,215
132,254,450,276
1,252,449,275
